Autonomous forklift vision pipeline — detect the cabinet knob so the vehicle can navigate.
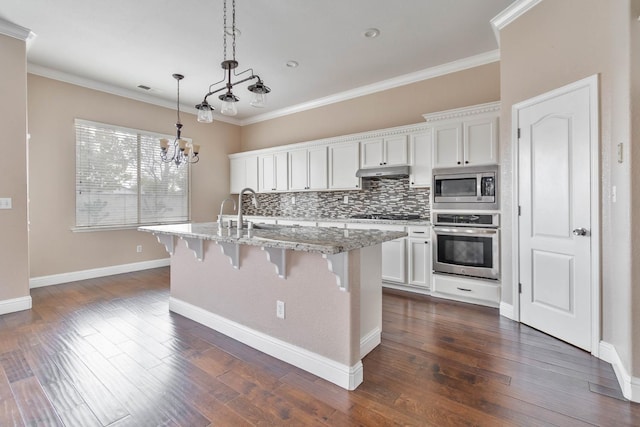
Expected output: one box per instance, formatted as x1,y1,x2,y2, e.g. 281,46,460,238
465,160,469,164
457,161,461,165
425,241,429,244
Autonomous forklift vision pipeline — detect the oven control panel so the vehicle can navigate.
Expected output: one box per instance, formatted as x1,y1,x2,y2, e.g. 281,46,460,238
432,212,499,228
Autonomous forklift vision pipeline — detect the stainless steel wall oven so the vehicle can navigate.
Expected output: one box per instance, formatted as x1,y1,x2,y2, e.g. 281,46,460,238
432,212,500,281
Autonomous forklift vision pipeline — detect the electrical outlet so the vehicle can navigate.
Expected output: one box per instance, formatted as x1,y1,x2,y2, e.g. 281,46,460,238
136,245,143,253
0,198,12,210
276,300,285,319
291,196,296,205
343,195,349,204
612,185,617,203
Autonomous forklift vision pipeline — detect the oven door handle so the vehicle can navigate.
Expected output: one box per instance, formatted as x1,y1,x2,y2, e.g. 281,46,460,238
433,227,498,235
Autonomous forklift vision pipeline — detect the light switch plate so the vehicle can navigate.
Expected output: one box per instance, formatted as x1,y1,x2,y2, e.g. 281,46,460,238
0,198,12,209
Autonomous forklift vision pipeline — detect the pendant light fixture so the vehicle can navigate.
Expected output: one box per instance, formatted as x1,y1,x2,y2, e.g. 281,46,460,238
159,74,200,166
195,0,271,122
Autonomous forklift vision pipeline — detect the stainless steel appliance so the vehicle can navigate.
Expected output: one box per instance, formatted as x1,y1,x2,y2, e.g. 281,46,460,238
432,212,500,280
432,165,498,210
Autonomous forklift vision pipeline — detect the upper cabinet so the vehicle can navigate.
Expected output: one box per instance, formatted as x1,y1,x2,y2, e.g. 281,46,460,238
328,142,360,190
259,152,288,193
409,130,432,188
425,102,500,169
230,155,259,194
360,135,408,168
288,146,328,191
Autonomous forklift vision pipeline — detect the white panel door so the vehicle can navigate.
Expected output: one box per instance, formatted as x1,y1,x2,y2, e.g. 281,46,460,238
274,152,288,192
383,135,408,166
464,117,498,166
432,123,463,168
288,149,308,191
307,146,328,190
329,142,360,189
258,154,275,192
409,130,432,187
360,138,384,167
518,83,593,351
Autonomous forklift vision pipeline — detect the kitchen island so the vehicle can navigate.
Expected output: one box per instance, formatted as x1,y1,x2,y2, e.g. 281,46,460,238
139,222,406,390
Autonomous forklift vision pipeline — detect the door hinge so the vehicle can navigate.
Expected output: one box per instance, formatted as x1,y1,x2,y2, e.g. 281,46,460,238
518,205,521,216
517,128,521,139
519,283,522,294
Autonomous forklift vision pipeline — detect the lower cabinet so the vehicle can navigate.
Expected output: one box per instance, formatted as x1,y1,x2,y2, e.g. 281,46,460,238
408,238,431,288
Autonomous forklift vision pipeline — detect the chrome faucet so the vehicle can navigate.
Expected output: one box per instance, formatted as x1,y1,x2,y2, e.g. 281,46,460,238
218,197,237,224
237,188,260,229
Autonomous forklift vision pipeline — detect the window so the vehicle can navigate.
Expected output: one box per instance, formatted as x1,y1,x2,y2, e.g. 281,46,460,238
75,119,190,229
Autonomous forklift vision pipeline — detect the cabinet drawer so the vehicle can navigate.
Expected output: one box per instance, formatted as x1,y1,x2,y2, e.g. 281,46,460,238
432,274,499,306
408,226,430,238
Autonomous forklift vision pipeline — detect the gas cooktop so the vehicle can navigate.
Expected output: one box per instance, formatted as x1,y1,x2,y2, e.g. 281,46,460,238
350,214,421,221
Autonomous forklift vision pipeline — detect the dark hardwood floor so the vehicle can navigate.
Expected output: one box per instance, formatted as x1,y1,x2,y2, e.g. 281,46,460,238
0,268,638,426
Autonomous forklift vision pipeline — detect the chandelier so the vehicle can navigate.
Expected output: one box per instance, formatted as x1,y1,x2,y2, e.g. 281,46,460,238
195,0,271,122
159,73,200,166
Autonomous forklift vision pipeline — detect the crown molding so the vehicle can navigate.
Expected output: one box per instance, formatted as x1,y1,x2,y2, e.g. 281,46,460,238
422,101,500,123
27,49,500,129
0,17,36,43
490,0,543,45
240,49,501,126
26,63,241,126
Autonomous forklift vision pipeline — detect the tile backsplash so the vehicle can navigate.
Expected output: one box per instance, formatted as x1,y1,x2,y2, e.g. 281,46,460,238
241,177,430,219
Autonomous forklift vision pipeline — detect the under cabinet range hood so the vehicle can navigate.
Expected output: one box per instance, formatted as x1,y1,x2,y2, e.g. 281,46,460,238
355,165,410,179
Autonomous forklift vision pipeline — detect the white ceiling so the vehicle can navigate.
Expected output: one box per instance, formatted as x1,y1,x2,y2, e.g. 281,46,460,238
1,0,513,125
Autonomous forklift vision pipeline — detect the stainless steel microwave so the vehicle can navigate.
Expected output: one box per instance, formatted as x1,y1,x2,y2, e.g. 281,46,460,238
432,165,498,210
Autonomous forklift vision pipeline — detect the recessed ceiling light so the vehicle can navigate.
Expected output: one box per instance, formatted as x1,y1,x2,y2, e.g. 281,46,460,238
286,60,299,68
363,28,380,38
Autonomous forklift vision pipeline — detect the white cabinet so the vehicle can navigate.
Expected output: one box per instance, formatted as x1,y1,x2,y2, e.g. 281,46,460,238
288,146,328,191
407,227,431,289
409,130,432,188
328,142,360,190
346,223,407,284
360,135,408,168
259,152,288,193
426,102,500,169
230,155,258,194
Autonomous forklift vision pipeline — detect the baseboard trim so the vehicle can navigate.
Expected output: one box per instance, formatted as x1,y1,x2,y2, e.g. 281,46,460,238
0,296,32,315
499,302,515,320
169,297,363,390
599,341,640,402
360,327,381,358
29,258,170,288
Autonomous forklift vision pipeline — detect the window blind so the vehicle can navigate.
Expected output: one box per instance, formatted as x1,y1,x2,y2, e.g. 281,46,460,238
75,119,189,228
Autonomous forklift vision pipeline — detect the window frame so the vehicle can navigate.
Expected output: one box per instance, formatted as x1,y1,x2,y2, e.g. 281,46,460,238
73,119,192,232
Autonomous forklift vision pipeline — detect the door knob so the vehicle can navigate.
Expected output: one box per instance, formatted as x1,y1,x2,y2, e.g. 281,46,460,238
572,228,588,236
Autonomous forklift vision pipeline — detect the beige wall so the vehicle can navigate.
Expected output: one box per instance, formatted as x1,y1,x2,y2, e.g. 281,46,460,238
240,62,500,151
0,34,29,301
499,0,636,374
630,0,640,375
27,75,241,277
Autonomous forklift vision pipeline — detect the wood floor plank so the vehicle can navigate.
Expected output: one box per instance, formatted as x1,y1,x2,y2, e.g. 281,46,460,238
0,267,637,426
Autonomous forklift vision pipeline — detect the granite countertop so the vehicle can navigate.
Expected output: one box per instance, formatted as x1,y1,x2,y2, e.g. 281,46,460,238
222,215,431,227
139,222,408,255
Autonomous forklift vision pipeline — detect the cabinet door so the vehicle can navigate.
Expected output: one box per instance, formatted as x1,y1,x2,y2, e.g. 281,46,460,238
433,123,463,168
307,146,328,190
384,135,408,166
258,154,275,193
409,130,432,187
360,138,384,167
245,156,259,190
408,238,431,289
382,238,406,283
463,117,498,166
274,152,289,191
288,149,308,191
329,142,360,190
230,156,258,193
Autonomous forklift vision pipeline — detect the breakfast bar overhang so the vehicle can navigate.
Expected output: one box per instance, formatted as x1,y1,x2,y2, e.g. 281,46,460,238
139,222,406,390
